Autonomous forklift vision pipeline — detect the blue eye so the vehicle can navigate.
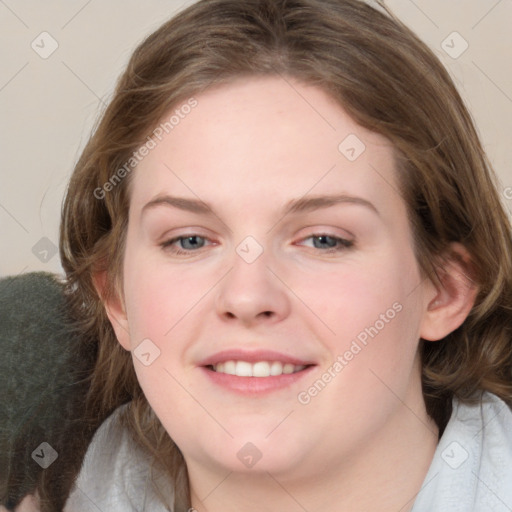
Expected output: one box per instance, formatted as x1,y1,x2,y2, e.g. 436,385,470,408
300,234,354,252
161,235,209,255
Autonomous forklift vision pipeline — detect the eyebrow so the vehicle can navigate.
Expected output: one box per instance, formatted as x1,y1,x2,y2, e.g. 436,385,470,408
141,193,380,218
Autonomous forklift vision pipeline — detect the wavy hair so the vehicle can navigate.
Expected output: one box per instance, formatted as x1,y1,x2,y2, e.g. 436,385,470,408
59,0,512,509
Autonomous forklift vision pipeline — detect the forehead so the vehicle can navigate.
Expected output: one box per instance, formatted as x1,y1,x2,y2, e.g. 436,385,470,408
129,75,402,219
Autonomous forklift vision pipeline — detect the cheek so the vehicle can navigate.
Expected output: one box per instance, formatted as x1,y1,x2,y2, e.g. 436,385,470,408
327,270,423,408
291,257,408,339
300,293,422,440
123,249,203,342
296,249,422,381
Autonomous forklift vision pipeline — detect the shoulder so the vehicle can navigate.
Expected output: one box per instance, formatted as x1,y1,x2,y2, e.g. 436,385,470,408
461,391,512,470
64,403,174,512
448,392,512,508
411,392,512,512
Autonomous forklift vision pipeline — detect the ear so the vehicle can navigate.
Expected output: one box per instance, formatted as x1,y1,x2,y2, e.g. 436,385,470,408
420,242,479,341
92,270,131,351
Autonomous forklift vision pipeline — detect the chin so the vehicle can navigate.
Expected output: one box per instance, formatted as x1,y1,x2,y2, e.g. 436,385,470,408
201,430,308,476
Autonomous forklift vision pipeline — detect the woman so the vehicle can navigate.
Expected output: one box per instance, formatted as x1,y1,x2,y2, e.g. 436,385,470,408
59,0,512,510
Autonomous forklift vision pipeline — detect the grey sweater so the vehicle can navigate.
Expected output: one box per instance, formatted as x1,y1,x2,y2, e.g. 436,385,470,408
65,392,512,511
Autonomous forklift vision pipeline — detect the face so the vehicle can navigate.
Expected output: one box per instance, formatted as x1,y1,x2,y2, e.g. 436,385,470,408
109,75,436,481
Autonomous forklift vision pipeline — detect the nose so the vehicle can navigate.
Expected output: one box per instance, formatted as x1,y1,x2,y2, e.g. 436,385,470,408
214,243,291,327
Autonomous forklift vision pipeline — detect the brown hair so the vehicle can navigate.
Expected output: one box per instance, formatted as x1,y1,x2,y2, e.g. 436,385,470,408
59,0,512,508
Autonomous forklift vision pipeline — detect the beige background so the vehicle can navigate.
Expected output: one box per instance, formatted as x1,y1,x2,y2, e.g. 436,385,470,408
1,0,511,277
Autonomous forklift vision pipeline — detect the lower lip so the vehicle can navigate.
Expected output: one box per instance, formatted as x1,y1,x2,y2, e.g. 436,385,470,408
199,365,316,395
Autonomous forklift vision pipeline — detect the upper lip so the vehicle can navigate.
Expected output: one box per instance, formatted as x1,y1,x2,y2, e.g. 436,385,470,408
198,349,317,367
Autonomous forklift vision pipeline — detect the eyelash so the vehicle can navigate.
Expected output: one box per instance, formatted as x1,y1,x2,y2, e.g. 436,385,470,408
160,233,354,256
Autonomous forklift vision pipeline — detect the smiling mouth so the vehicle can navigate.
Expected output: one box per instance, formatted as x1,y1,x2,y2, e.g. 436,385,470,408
205,360,313,377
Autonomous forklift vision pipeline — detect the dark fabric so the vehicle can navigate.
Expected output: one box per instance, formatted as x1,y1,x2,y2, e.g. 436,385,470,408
0,272,98,512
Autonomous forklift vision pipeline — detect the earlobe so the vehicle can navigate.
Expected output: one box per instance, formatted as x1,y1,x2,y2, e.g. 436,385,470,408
92,271,131,351
420,243,479,342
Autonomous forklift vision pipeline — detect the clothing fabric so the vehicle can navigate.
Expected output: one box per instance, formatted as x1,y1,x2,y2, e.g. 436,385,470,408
64,403,174,512
65,392,512,511
410,391,512,512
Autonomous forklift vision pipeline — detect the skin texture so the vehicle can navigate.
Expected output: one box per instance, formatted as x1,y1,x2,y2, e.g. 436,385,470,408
101,75,478,511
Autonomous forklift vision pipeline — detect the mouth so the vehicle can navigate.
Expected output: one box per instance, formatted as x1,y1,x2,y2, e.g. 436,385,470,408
198,349,317,394
199,350,317,394
205,360,312,377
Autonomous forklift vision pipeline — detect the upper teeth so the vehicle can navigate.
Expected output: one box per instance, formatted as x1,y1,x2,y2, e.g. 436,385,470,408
212,360,306,377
